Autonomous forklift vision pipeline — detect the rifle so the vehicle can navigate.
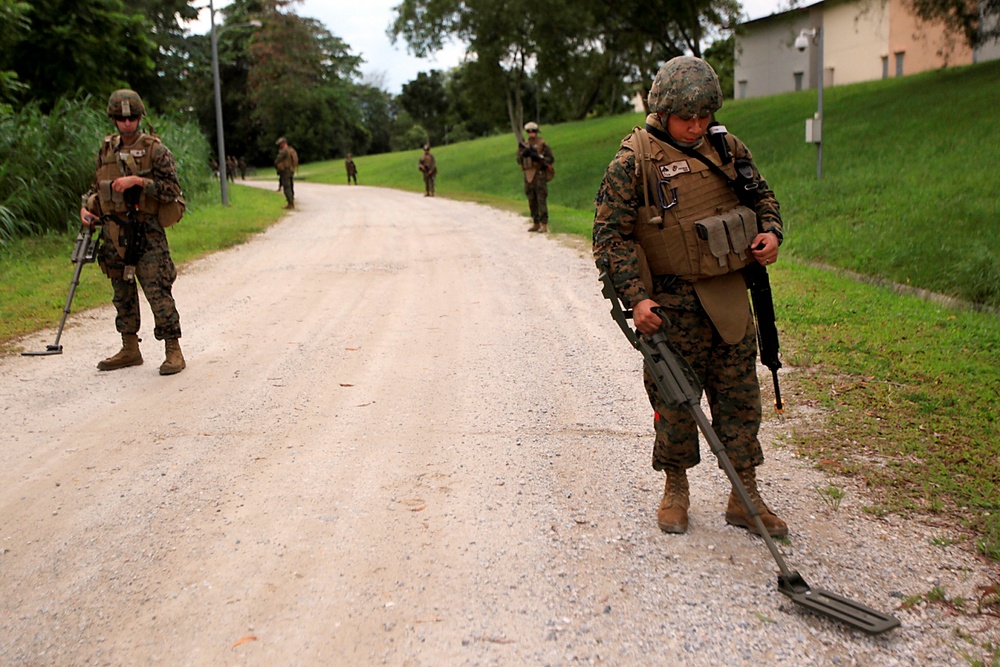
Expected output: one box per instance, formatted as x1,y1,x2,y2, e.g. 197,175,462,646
518,141,542,162
22,219,101,356
121,185,144,282
744,256,783,412
596,256,900,634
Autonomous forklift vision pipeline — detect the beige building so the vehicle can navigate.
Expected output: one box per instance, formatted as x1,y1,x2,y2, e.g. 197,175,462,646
734,0,997,99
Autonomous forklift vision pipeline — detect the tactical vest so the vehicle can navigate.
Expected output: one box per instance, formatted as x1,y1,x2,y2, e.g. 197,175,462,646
520,137,549,182
625,127,757,282
95,133,162,217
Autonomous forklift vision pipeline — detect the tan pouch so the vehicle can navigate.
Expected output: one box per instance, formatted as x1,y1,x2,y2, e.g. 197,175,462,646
693,272,751,345
159,196,186,227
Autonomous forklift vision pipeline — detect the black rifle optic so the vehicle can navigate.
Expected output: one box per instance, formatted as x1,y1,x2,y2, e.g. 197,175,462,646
598,256,900,634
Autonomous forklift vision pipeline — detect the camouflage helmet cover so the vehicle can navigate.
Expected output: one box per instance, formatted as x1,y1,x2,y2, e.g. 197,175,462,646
275,136,287,146
524,121,539,132
106,89,145,118
647,56,723,118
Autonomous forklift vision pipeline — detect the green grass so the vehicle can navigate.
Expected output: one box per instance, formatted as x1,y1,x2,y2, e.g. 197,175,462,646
0,184,286,348
4,59,1000,559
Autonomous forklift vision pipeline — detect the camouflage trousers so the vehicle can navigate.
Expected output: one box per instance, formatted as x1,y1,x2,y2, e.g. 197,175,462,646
279,171,295,205
524,173,548,223
110,229,181,341
644,297,763,473
423,173,436,195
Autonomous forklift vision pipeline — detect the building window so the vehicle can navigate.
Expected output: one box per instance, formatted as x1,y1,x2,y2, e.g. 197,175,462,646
794,72,804,91
738,80,747,99
895,52,904,77
882,56,889,79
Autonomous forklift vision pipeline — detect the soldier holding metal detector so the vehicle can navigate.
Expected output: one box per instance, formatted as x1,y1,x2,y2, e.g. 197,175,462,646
593,56,900,634
79,89,186,375
593,56,786,537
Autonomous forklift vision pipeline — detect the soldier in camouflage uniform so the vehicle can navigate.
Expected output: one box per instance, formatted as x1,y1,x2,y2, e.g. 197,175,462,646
593,56,787,537
80,89,186,376
418,145,437,196
345,153,358,185
275,137,299,209
518,122,554,232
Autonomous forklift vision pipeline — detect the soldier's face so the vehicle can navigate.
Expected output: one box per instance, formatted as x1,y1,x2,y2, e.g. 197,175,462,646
666,113,711,143
114,116,140,137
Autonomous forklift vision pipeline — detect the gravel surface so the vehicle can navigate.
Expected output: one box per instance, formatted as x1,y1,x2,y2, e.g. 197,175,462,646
2,181,998,666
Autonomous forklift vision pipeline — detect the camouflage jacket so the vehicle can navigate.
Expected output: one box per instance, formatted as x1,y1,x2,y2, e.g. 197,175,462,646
593,114,782,309
83,132,182,220
275,145,299,174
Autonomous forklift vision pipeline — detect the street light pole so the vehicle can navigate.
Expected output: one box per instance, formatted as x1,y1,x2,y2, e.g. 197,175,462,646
209,0,229,205
796,27,824,180
209,1,260,206
816,26,824,180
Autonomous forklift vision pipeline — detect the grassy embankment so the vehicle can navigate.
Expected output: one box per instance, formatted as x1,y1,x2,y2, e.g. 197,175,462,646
3,60,998,559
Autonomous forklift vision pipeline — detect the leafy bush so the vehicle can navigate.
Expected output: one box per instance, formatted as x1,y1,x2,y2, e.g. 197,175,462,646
0,97,213,249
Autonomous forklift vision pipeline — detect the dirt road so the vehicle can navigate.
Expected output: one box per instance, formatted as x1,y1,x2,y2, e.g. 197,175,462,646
2,182,997,666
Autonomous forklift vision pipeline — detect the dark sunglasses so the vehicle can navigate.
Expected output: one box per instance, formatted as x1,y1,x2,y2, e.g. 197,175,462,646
112,115,138,122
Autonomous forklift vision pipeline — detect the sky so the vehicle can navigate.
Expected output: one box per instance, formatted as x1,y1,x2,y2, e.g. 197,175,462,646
188,0,786,94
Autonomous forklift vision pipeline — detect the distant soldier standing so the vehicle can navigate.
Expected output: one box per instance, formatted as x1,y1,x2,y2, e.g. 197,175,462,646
518,121,554,233
80,89,186,375
345,153,358,185
593,57,787,537
275,136,298,209
418,144,437,196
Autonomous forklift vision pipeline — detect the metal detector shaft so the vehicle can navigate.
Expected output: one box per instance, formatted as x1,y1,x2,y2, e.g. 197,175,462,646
597,262,900,634
23,224,98,356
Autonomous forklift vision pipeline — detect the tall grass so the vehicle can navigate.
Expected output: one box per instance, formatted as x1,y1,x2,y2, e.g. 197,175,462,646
0,98,214,250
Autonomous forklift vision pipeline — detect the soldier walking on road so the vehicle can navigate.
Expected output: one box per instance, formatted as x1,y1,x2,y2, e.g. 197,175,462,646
345,153,358,185
275,137,299,209
593,56,787,537
518,121,554,233
80,89,186,376
418,145,437,196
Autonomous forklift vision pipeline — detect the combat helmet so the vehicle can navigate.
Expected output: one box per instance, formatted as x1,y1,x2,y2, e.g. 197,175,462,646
524,121,539,132
647,56,723,119
106,89,145,119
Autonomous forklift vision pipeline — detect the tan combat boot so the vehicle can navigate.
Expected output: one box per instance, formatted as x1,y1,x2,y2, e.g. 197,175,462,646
159,338,186,375
527,222,541,232
725,467,788,537
656,467,690,533
539,223,548,233
97,333,142,371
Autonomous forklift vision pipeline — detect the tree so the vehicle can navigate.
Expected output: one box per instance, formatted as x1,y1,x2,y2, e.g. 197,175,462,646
905,0,1000,49
398,70,449,145
0,1,29,109
9,0,158,111
243,0,365,162
391,0,742,136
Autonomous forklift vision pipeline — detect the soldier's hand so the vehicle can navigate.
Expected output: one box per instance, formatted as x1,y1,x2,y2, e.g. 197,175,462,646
80,208,98,229
112,175,144,192
750,232,779,266
633,299,665,336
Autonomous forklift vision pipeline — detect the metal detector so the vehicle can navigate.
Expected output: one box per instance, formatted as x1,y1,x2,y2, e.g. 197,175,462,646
599,264,900,634
22,223,100,356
